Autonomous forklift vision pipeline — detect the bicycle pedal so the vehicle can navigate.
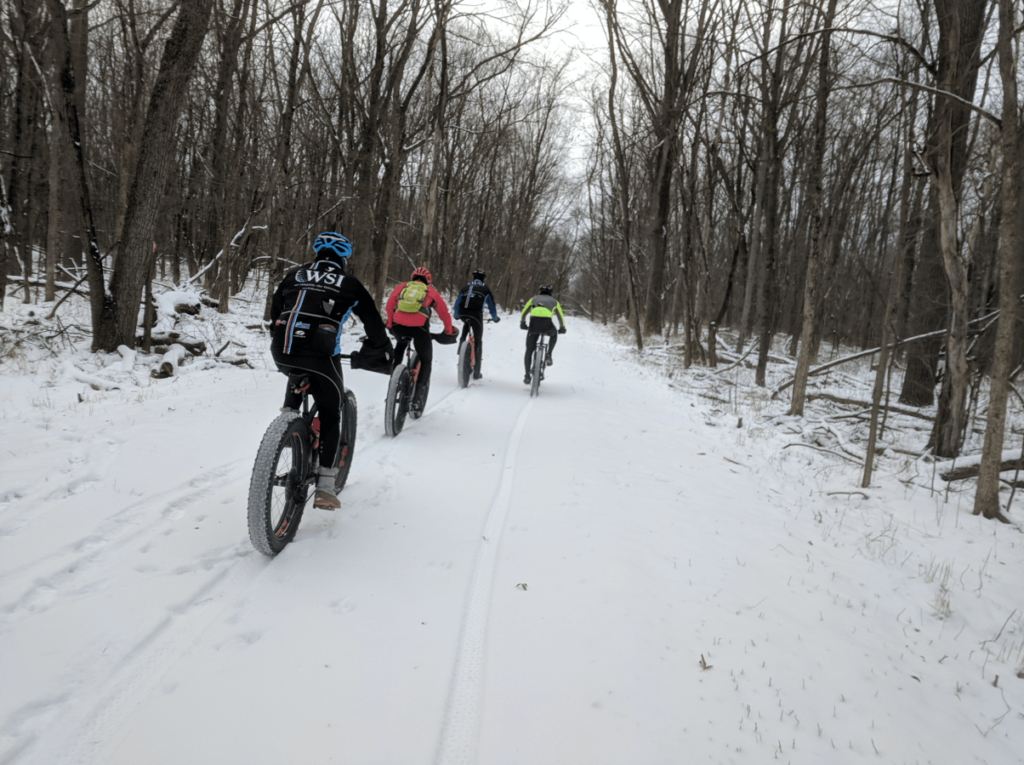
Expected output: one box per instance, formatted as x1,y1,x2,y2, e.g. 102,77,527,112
314,490,340,510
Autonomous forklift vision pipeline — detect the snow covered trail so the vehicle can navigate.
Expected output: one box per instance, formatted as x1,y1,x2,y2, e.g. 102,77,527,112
1,317,1022,765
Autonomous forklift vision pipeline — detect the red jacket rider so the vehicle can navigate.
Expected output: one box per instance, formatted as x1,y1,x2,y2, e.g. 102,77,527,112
385,273,454,332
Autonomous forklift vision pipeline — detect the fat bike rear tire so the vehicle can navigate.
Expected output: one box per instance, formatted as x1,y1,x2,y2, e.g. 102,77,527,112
248,413,311,555
385,364,410,437
457,339,472,389
530,345,544,397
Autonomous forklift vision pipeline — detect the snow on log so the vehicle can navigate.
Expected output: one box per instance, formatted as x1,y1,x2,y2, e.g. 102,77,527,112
142,332,206,356
117,345,136,372
62,361,120,390
938,449,1024,481
152,344,187,379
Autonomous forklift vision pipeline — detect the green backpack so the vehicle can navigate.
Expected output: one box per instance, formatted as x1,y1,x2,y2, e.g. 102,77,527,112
397,281,429,314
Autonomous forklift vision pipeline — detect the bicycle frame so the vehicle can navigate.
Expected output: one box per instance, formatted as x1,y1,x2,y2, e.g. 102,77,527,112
464,320,478,368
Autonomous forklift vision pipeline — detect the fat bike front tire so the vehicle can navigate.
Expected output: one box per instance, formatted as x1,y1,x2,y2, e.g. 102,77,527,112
457,339,472,389
385,364,410,437
248,413,311,555
334,389,358,493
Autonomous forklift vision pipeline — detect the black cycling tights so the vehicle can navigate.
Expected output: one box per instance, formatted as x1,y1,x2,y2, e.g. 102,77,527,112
391,325,433,408
271,349,344,470
524,329,557,373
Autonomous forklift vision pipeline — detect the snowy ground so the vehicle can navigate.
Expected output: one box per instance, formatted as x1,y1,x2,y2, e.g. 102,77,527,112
1,294,1023,765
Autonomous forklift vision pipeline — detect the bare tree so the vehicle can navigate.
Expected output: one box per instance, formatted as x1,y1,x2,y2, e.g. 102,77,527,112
973,0,1021,520
789,0,839,414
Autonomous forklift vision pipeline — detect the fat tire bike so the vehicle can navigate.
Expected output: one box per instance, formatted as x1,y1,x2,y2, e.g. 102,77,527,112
457,317,495,389
247,370,358,555
385,331,452,437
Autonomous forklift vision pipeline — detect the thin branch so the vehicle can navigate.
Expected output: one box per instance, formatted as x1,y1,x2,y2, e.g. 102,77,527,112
835,78,1001,127
739,27,934,75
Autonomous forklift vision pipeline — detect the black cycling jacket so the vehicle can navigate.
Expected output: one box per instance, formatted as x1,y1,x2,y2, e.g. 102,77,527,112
271,261,389,355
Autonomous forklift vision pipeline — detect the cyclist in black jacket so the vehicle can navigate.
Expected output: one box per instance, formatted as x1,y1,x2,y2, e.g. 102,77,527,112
452,269,500,379
270,231,392,510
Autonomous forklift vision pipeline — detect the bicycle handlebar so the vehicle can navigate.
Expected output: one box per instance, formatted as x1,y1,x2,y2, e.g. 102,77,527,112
458,316,497,323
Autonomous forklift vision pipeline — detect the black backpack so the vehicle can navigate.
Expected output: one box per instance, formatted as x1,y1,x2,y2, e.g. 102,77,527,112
463,283,486,312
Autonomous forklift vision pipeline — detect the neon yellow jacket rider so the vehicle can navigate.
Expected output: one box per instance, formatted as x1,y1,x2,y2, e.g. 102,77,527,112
520,293,566,331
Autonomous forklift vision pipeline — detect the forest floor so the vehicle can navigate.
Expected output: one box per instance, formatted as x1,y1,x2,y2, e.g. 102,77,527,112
1,286,1022,765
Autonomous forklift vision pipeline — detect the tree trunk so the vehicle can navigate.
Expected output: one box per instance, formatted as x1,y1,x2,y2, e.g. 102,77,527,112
925,0,989,456
790,0,839,413
973,0,1021,520
47,0,113,349
3,0,44,311
45,104,61,304
899,0,988,413
603,0,643,352
107,0,214,350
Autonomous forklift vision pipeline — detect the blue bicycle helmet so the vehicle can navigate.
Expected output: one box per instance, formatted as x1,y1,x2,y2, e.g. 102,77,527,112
313,232,352,267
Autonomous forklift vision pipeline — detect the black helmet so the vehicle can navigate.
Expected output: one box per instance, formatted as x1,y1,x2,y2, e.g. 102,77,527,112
538,285,553,296
472,269,486,281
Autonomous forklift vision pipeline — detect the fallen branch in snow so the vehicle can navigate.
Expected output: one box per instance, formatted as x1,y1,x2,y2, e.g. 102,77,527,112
8,274,89,299
819,422,867,462
714,342,756,374
212,356,253,369
46,272,92,319
771,312,1000,399
782,442,862,465
697,392,731,405
890,447,925,458
806,393,934,422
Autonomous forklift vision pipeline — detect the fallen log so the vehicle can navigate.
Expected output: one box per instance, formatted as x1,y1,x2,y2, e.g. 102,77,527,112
941,458,1024,482
151,344,187,379
142,332,206,356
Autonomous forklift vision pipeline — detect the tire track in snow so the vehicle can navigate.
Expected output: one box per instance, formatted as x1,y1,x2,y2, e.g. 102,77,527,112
51,561,265,765
0,461,245,607
435,397,534,765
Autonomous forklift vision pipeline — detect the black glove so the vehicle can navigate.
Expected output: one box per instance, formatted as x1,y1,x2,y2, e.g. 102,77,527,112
493,316,501,323
363,335,393,362
520,322,528,331
351,336,394,375
558,326,566,335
